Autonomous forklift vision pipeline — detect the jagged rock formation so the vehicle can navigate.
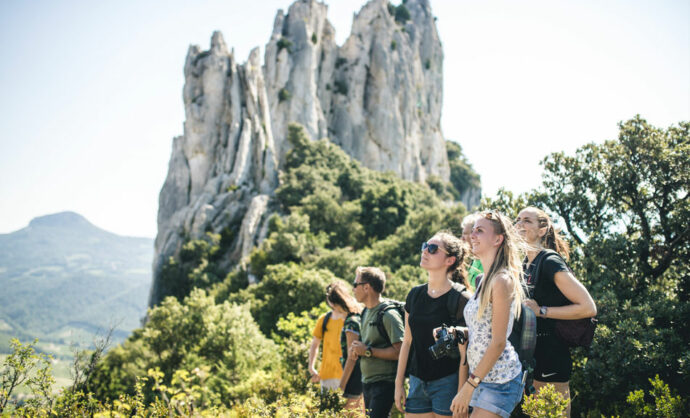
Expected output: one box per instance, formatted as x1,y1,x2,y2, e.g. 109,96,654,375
263,0,448,181
150,34,278,305
150,0,481,306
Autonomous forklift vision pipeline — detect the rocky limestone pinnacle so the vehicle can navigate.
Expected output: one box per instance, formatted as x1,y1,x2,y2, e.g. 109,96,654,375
150,0,480,307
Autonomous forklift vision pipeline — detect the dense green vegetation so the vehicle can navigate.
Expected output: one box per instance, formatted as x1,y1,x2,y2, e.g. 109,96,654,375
2,117,687,416
481,116,689,416
74,123,471,414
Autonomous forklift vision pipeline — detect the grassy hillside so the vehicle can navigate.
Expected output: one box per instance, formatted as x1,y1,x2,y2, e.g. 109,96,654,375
0,212,153,351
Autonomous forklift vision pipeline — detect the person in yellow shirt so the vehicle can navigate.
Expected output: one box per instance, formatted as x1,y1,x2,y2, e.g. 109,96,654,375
308,281,347,392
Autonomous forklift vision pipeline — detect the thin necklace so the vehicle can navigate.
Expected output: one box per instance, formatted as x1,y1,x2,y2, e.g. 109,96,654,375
429,281,450,295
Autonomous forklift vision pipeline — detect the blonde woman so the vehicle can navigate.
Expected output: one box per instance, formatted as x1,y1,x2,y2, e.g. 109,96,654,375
451,211,526,418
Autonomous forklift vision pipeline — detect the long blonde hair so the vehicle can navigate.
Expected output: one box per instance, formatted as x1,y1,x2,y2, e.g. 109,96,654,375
476,210,527,320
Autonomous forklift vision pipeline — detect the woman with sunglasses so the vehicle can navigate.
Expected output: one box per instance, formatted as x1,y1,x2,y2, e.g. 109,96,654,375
450,211,526,418
394,231,471,417
515,207,596,417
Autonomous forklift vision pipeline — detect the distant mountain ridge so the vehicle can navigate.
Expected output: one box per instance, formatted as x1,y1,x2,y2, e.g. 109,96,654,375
0,212,153,346
28,211,95,228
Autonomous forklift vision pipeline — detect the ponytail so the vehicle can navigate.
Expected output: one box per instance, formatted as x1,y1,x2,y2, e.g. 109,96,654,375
526,207,570,260
543,223,570,260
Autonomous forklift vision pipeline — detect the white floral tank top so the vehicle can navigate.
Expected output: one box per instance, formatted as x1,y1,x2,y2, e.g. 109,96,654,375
463,281,522,383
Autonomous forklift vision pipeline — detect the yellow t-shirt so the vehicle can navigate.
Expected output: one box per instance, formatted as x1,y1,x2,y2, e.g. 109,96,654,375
312,312,344,380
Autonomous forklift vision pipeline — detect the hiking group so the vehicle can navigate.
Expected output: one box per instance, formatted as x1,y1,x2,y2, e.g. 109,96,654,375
308,208,597,418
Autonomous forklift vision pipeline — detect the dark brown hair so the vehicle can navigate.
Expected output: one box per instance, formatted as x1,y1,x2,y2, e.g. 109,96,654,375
326,280,361,314
432,230,470,288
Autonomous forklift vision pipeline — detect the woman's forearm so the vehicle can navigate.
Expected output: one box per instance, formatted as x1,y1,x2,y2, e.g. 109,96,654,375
458,353,469,391
540,302,596,320
395,339,411,384
308,338,320,373
339,356,356,390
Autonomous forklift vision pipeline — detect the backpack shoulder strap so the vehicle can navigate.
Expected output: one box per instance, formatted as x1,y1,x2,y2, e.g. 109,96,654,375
376,300,405,347
448,282,471,326
321,310,333,336
376,302,392,347
531,249,557,288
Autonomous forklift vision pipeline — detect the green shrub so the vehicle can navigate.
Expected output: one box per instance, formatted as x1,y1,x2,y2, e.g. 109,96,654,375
624,375,686,417
394,5,411,24
446,140,481,201
521,384,569,417
277,37,293,53
88,290,279,406
279,87,291,102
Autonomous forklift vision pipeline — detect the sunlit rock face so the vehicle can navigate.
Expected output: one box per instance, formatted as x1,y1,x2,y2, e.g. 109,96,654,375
151,33,278,306
151,0,477,307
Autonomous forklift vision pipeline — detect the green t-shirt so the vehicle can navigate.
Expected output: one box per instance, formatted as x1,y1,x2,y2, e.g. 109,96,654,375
468,258,483,292
359,301,405,384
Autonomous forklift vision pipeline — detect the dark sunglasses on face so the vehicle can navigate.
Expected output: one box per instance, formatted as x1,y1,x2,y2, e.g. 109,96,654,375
353,280,366,288
421,242,448,255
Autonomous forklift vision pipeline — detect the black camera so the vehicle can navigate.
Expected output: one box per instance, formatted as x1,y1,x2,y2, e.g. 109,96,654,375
428,324,466,360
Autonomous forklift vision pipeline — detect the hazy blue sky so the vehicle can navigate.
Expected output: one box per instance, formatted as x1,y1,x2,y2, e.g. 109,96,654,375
1,0,688,238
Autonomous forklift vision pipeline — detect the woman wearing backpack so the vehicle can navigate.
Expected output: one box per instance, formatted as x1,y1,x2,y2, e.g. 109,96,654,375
515,207,597,417
308,281,348,392
450,211,527,418
327,281,366,415
394,230,471,417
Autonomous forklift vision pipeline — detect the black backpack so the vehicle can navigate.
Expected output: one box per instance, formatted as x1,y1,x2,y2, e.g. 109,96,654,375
509,301,537,395
361,300,406,348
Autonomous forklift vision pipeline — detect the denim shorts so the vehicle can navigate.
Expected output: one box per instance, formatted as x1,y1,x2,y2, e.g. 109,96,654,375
469,372,524,418
405,372,458,416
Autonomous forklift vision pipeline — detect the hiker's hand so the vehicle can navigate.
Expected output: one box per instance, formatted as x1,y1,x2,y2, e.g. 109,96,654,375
524,299,539,316
394,380,405,412
310,371,320,383
351,340,366,356
348,345,359,360
450,383,473,417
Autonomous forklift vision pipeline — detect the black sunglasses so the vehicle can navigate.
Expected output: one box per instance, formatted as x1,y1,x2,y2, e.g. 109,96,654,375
352,280,367,288
421,242,449,255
